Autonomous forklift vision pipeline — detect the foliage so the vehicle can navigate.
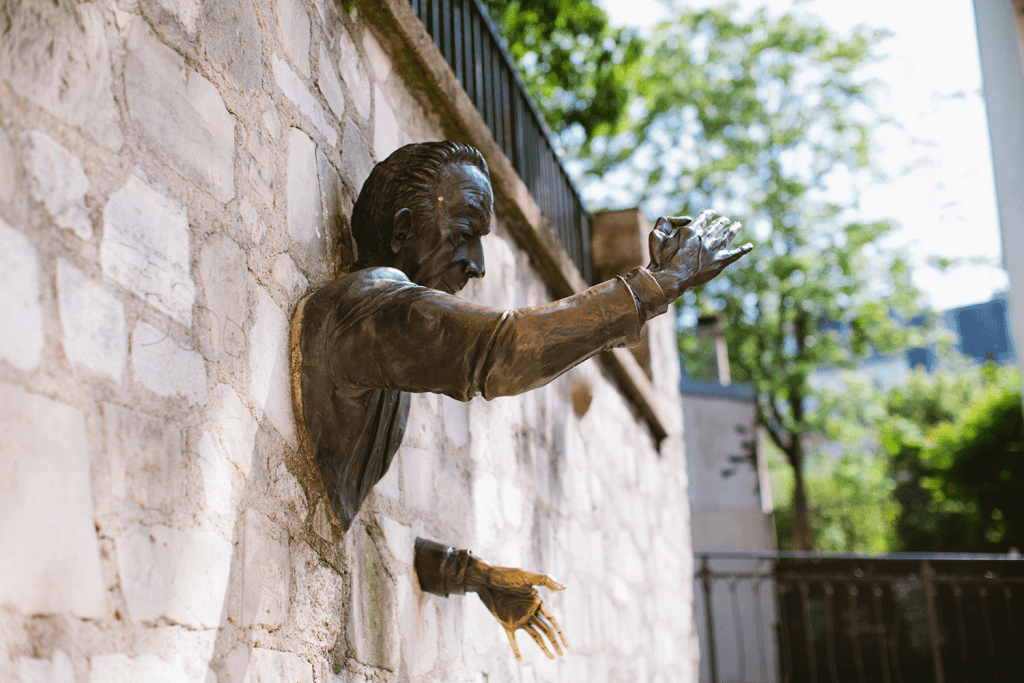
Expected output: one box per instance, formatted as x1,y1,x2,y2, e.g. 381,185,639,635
882,364,1024,551
482,0,642,138
569,3,921,547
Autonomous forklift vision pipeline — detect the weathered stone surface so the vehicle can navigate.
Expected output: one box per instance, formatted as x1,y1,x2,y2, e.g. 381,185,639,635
335,30,371,120
286,128,325,263
125,20,235,203
316,148,345,259
341,121,373,192
0,3,122,150
101,175,194,324
398,444,435,512
286,543,341,648
242,509,290,628
271,254,308,303
441,395,469,448
245,648,313,683
89,654,188,683
57,260,127,382
115,524,232,628
203,383,260,478
0,129,15,204
0,222,44,373
274,0,311,77
273,56,338,148
247,286,295,443
350,527,398,670
318,45,346,122
198,234,248,360
21,131,91,239
100,403,186,513
15,650,75,683
373,86,401,160
245,125,276,208
0,382,106,619
201,0,263,94
131,322,209,405
362,29,393,83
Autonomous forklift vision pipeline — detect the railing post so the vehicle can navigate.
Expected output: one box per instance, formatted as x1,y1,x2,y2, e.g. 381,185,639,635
922,560,946,683
701,556,719,683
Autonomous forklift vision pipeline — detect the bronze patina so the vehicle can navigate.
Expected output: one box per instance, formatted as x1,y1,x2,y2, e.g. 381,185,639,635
290,141,750,658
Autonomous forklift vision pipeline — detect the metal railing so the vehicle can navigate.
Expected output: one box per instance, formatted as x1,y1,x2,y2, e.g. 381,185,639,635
407,0,594,284
695,551,1024,683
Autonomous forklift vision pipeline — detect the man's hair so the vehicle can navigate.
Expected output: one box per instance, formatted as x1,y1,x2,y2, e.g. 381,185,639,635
351,141,491,266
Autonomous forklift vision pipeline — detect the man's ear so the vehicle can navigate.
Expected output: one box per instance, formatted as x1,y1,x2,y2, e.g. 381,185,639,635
390,208,415,255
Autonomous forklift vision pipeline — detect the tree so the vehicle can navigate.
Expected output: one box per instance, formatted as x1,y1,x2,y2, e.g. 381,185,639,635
567,4,921,549
882,364,1024,551
481,0,642,139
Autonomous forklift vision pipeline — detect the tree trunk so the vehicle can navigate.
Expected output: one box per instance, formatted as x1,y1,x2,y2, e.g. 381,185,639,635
792,464,812,550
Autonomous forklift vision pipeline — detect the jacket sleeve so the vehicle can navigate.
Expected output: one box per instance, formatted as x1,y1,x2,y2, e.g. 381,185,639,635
329,266,667,400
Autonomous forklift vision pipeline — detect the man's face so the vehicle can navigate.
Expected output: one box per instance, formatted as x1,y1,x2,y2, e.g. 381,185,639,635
393,162,493,294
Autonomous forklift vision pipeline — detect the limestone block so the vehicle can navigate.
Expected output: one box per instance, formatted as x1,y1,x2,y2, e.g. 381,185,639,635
115,524,232,628
203,383,260,479
341,122,373,192
0,129,15,204
316,149,347,264
245,649,313,683
201,0,262,94
89,654,188,683
245,124,277,209
239,198,265,244
312,502,333,542
242,509,290,628
100,403,186,513
57,260,127,382
373,86,401,160
271,254,309,303
378,517,412,567
285,127,326,263
0,222,44,372
318,45,346,122
131,322,209,406
247,286,296,443
398,445,434,512
335,30,371,120
285,543,341,648
197,431,243,522
101,175,194,324
362,29,392,83
374,455,401,505
0,3,122,150
15,650,75,683
273,56,338,148
0,382,106,619
143,0,202,35
198,234,248,360
349,528,398,669
22,131,92,239
275,0,311,77
441,395,469,448
125,20,235,203
135,626,218,683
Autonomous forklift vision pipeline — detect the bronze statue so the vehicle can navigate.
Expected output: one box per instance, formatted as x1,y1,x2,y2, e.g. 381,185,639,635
290,141,750,659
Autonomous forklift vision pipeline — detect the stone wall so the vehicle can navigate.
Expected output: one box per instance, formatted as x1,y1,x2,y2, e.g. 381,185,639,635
0,1,697,681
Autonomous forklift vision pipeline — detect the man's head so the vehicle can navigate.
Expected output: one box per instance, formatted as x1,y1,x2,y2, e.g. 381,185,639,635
351,142,493,293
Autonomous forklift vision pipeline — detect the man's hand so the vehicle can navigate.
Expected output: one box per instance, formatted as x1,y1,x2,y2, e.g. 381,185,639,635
648,209,752,301
463,556,568,660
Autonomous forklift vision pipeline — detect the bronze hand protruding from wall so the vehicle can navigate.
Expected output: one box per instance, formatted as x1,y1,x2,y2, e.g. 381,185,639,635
648,209,750,300
415,538,568,659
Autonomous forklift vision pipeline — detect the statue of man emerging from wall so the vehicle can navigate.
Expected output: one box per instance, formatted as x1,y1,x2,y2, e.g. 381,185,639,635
291,141,751,659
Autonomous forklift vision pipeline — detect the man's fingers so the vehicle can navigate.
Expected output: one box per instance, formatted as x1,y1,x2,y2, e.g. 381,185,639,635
717,244,753,267
504,627,522,660
690,209,717,233
530,616,563,656
539,603,569,649
723,222,743,246
523,624,555,659
706,216,731,240
493,569,562,589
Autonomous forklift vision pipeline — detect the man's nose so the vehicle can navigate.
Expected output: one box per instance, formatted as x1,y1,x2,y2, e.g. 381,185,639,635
465,238,486,279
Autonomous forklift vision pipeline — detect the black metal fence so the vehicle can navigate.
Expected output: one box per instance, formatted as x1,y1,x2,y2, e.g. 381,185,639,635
696,551,1024,683
407,0,593,283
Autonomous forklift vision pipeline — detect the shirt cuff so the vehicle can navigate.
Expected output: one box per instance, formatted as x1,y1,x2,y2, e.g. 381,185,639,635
618,266,669,327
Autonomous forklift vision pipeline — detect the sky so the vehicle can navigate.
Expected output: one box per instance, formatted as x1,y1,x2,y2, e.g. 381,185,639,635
598,0,1008,311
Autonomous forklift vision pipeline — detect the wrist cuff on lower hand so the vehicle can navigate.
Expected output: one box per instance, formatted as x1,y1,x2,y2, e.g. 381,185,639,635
414,537,471,597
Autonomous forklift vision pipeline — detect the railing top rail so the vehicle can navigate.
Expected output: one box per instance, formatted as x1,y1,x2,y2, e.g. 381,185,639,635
695,550,1024,562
